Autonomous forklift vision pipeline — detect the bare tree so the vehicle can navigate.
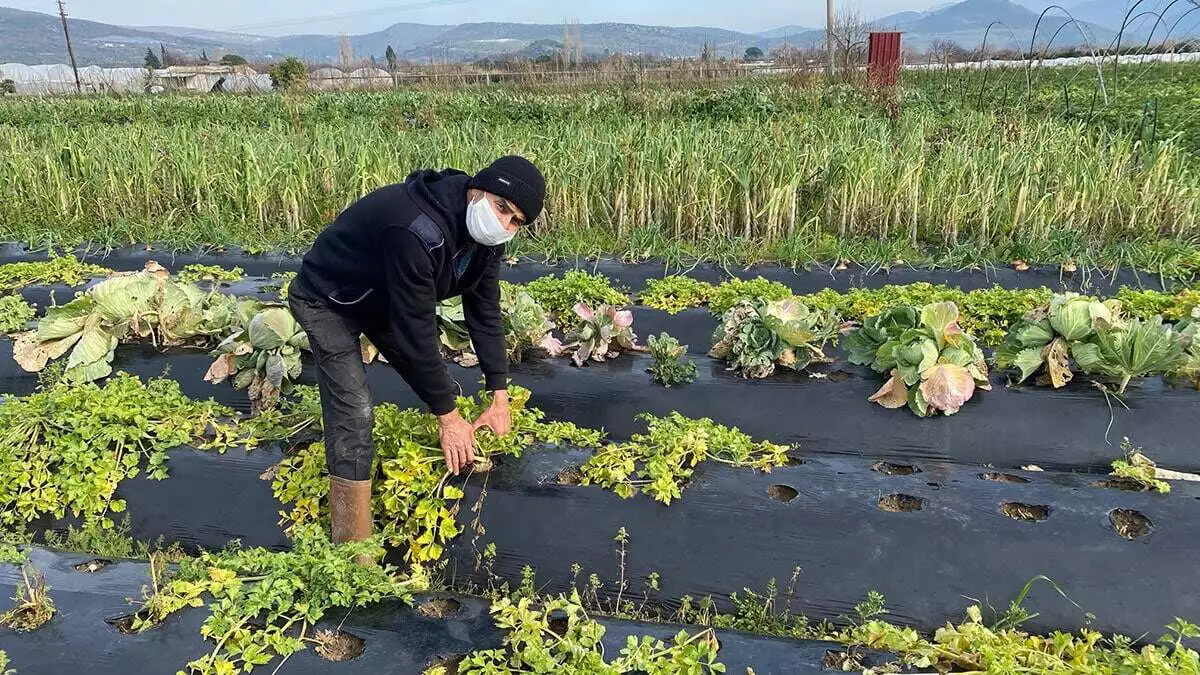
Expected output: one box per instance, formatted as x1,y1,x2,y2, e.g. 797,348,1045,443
830,7,871,78
338,34,355,70
928,39,970,66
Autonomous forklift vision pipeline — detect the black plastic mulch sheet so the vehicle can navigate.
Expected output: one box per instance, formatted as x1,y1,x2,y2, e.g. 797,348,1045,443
0,242,1182,293
0,547,880,675
446,449,1200,641
30,445,293,554
2,338,1198,474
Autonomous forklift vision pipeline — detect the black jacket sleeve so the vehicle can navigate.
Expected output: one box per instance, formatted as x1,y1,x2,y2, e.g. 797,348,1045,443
462,253,508,392
383,227,458,416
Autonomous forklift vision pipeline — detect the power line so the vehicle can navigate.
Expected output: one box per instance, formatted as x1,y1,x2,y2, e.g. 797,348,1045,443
221,0,476,33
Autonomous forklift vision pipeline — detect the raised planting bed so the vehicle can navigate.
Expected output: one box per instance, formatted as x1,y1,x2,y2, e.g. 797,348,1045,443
0,547,885,675
13,277,285,311
0,244,1183,294
2,337,1196,473
15,430,1197,644
444,448,1200,640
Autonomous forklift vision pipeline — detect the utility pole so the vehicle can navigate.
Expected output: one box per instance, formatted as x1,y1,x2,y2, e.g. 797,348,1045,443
826,0,835,79
57,0,82,93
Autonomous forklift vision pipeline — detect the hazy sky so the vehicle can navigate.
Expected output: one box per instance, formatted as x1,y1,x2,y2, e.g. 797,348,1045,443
5,0,944,35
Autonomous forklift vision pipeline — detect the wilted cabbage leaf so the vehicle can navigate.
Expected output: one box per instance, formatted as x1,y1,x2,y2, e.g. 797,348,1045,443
919,363,976,415
868,370,909,409
1042,337,1073,388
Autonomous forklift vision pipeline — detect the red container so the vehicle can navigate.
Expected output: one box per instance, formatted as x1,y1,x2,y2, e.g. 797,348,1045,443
868,32,902,86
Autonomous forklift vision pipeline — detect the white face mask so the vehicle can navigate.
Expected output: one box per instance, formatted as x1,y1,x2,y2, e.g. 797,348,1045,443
466,196,516,247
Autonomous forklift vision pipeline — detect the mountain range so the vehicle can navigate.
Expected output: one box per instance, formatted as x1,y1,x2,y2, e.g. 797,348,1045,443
0,0,1195,68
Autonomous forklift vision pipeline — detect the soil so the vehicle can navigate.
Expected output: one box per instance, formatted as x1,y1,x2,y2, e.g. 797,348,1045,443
1109,509,1152,540
877,494,923,512
1095,477,1151,492
1002,502,1051,522
418,598,463,619
72,559,112,573
425,655,464,674
767,485,799,503
822,649,865,670
872,462,921,476
980,472,1031,484
313,629,366,662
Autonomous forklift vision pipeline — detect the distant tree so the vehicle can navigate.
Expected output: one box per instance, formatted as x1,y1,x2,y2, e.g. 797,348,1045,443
338,34,355,69
160,44,169,68
0,79,15,95
744,46,764,60
219,54,248,66
269,57,308,91
831,8,870,74
768,43,803,66
144,48,162,70
201,49,209,62
929,39,969,65
385,45,398,72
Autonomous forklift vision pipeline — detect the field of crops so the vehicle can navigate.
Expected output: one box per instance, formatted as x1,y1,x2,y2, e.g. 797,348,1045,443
1,61,1200,675
1,62,1199,274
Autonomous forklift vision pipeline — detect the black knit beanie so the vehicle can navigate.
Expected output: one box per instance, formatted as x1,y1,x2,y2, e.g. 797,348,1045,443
468,155,545,224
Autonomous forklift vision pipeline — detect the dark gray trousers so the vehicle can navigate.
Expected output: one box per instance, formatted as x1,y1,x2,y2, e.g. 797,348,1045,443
288,274,414,481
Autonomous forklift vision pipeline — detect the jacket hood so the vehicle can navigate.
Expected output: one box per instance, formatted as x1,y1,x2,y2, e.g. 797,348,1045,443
405,169,472,250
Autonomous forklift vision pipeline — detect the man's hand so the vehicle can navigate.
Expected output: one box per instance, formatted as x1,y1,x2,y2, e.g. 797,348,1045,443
438,410,476,476
473,389,512,437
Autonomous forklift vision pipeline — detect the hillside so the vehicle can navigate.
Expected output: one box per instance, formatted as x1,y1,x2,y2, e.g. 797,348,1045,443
2,0,1188,68
0,7,229,66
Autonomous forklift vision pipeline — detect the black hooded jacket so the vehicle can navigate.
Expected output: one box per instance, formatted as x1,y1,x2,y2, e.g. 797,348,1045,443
297,169,506,415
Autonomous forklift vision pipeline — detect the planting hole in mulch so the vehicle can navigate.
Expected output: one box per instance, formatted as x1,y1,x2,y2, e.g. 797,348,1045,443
1002,502,1050,522
549,610,573,634
426,655,464,674
418,597,463,619
1095,477,1149,492
314,629,365,662
872,462,921,476
73,559,112,573
980,472,1030,484
557,467,584,485
106,611,150,635
825,370,851,382
767,484,799,503
1110,509,1152,540
878,494,923,512
823,649,864,670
